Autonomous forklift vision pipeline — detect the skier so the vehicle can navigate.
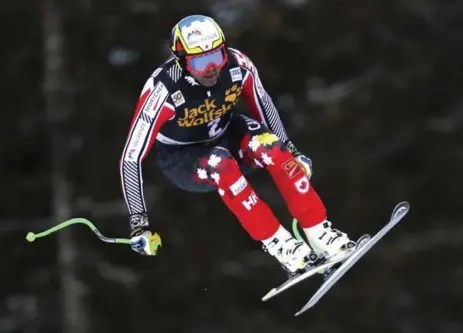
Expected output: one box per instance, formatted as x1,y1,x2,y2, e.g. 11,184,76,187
120,14,355,275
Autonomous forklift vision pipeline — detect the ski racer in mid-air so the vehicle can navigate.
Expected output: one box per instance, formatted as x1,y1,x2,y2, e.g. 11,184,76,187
120,14,356,275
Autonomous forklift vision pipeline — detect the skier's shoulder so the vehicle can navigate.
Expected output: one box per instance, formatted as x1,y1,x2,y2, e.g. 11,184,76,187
135,57,182,110
144,56,183,89
227,47,258,74
135,57,185,106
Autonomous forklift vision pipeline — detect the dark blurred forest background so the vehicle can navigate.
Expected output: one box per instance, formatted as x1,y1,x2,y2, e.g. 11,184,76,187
1,0,462,332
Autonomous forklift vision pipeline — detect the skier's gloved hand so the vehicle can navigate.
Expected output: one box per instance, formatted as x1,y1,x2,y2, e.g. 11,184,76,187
286,140,313,179
129,213,162,256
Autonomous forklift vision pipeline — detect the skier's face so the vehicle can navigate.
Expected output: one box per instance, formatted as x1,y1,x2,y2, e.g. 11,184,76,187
190,67,220,87
185,46,227,87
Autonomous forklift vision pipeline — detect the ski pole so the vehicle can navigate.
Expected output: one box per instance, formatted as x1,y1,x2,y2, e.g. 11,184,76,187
292,218,304,242
26,218,130,244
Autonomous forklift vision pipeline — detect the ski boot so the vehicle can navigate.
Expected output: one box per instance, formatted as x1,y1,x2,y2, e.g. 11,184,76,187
303,220,356,279
263,227,321,276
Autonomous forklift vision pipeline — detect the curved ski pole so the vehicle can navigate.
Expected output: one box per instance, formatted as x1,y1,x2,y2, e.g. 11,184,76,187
25,218,130,244
292,218,304,241
291,161,312,242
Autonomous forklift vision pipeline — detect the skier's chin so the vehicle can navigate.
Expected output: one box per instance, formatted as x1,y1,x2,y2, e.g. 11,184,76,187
193,72,220,87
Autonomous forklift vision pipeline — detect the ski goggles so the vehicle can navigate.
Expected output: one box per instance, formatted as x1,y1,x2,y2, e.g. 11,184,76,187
185,45,228,75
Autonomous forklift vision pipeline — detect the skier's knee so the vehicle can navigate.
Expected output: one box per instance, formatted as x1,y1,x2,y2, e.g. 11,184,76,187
241,131,286,166
202,146,246,190
202,146,241,178
206,146,236,171
209,146,233,159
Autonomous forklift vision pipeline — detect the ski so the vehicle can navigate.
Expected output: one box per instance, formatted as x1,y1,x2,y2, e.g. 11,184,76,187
294,201,410,316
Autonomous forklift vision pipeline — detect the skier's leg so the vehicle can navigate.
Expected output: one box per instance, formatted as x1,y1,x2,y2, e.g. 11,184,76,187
205,145,322,272
197,145,282,241
231,115,325,226
156,141,281,239
236,115,355,257
156,141,314,273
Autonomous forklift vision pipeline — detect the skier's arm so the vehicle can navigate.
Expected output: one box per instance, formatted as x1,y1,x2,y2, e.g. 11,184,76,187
233,50,289,143
233,49,313,178
119,76,175,234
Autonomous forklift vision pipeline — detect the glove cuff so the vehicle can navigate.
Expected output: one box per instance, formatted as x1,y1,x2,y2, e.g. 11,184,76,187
129,212,149,233
285,140,301,157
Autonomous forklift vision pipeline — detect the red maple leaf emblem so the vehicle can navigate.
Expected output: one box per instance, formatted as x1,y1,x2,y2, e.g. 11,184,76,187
295,176,310,193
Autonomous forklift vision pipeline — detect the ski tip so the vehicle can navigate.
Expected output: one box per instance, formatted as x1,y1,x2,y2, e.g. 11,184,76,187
262,288,277,302
396,201,410,209
392,201,410,219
